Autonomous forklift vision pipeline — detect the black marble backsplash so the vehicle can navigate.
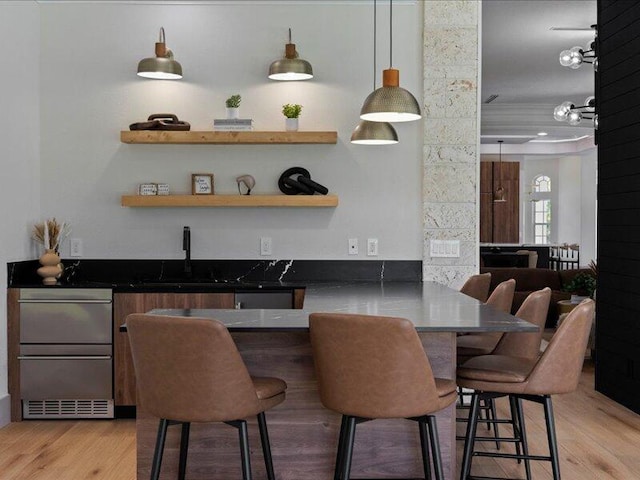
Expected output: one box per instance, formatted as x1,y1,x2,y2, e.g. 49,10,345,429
8,259,422,287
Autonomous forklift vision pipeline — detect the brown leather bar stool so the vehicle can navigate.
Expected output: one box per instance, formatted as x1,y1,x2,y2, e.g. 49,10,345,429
456,288,551,474
460,273,492,302
458,299,595,480
126,314,287,480
309,313,457,480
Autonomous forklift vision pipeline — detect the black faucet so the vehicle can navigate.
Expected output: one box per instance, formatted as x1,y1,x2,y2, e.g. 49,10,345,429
183,226,192,278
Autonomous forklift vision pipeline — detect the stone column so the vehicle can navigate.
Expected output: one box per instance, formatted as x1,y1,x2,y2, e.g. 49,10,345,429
422,1,480,288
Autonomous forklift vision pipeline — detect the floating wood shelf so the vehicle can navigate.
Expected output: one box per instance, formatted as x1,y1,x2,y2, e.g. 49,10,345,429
121,194,339,208
120,130,338,144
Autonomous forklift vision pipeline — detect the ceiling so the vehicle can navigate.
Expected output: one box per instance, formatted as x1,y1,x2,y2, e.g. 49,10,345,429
481,0,597,146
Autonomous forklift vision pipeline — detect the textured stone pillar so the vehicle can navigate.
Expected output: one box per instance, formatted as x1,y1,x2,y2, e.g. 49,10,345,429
423,1,480,288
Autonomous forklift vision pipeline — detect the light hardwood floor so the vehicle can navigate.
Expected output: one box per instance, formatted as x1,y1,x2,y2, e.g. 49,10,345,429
0,362,638,479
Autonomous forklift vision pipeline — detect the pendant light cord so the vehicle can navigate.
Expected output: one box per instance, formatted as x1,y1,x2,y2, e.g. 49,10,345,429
373,0,377,90
389,0,393,68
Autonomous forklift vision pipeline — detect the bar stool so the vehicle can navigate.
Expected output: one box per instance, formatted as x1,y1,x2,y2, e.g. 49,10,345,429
126,314,287,480
309,313,457,480
460,273,492,302
458,299,595,480
457,279,516,364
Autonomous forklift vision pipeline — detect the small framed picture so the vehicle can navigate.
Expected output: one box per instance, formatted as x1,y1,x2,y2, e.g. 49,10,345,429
192,173,214,195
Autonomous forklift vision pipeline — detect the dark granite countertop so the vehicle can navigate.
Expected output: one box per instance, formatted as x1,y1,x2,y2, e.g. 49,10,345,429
145,281,538,333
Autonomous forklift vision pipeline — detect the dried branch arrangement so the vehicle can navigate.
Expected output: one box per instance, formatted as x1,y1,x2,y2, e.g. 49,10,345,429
33,218,71,252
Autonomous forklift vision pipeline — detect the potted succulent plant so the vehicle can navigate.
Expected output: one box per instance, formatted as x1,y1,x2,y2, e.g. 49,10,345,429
225,94,241,119
282,103,302,131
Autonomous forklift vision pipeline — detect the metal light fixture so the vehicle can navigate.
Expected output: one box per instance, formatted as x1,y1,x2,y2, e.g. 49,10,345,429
494,140,507,203
559,25,598,70
554,96,597,127
351,0,398,145
137,27,182,80
359,0,421,123
268,28,313,81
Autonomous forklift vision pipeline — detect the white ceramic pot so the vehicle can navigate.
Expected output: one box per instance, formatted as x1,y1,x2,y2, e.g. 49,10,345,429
285,117,299,131
226,107,239,119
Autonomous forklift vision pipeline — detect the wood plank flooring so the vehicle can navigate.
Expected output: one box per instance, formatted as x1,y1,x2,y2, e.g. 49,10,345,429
0,362,639,479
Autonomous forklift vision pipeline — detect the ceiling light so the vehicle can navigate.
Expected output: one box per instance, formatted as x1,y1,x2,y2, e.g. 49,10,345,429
268,28,313,81
494,140,507,203
359,0,421,123
537,132,548,136
351,0,398,145
137,27,182,80
554,97,597,128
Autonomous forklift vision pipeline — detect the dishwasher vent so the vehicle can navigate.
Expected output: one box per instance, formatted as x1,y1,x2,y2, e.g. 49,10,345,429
23,399,114,419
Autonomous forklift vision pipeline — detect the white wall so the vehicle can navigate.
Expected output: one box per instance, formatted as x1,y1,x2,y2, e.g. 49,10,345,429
557,155,582,244
580,149,597,266
0,2,41,426
39,2,424,260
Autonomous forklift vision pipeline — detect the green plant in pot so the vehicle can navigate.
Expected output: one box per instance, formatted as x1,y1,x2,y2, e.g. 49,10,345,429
282,103,302,131
225,94,241,119
562,272,596,300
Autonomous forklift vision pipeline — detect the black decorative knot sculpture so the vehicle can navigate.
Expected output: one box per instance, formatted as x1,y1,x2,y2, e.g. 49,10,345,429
278,167,329,196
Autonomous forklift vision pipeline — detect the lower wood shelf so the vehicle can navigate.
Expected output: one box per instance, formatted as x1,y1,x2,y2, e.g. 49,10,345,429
121,194,339,208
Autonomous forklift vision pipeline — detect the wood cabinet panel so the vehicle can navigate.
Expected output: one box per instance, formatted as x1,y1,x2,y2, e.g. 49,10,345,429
479,161,519,244
113,293,234,407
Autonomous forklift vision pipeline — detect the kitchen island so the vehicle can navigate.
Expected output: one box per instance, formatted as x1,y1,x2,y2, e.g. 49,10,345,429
134,281,536,480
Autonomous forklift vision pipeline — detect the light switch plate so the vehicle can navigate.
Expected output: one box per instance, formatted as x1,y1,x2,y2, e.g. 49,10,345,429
70,238,83,257
367,238,378,256
430,239,460,258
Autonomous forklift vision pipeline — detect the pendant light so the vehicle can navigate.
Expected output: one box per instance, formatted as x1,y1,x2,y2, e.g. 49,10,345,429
360,0,421,122
351,0,398,145
494,140,507,203
268,28,313,81
137,27,182,80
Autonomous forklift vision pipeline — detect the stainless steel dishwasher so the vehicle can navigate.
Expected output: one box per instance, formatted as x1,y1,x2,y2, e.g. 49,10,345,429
18,289,114,419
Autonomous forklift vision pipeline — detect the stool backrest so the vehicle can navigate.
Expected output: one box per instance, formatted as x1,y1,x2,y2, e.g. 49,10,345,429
486,279,516,313
127,314,259,422
309,313,439,419
492,287,551,359
524,299,595,395
460,273,491,302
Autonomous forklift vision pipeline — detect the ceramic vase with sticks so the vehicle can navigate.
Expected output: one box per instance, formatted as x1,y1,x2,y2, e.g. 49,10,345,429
33,218,69,285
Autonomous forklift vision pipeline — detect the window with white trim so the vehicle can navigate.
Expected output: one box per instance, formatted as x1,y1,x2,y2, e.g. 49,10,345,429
532,175,551,245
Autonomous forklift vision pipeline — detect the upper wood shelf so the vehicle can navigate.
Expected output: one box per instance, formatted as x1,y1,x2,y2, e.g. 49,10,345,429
121,194,339,208
120,130,338,145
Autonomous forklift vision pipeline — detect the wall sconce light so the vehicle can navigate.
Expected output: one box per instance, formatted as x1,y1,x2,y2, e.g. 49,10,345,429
351,0,398,145
137,27,182,80
494,140,507,203
554,96,597,127
268,28,313,81
359,0,421,123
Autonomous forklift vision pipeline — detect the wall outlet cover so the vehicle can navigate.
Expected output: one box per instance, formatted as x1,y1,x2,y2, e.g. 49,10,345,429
260,237,272,256
348,238,359,255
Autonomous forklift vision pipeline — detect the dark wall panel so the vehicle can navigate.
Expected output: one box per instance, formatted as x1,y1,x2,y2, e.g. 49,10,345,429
596,0,640,413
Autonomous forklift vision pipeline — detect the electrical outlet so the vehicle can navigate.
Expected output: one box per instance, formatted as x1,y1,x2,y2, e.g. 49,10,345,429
260,237,272,256
348,238,359,255
70,238,83,257
367,238,378,256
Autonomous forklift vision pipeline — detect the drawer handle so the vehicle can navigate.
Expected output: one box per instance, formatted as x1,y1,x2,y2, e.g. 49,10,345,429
18,356,112,360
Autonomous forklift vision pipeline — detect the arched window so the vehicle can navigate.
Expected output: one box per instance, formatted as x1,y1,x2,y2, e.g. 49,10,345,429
532,175,551,244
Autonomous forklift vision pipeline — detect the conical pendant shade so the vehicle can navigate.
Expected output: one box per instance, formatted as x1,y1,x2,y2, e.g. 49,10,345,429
360,69,421,122
351,120,398,145
268,28,313,81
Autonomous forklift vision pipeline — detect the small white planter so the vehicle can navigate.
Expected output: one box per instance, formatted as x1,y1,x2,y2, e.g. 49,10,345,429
285,117,299,131
226,107,239,119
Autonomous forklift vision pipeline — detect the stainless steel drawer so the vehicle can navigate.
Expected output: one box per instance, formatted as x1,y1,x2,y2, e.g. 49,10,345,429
20,353,112,400
20,302,112,344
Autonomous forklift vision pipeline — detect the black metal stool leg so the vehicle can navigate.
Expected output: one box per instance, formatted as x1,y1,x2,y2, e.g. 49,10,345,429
418,417,432,480
178,422,190,480
341,416,357,480
508,396,522,464
238,420,253,480
543,396,561,480
516,397,532,480
427,415,444,480
460,393,480,480
334,415,348,480
150,418,169,480
489,398,500,449
257,412,275,480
